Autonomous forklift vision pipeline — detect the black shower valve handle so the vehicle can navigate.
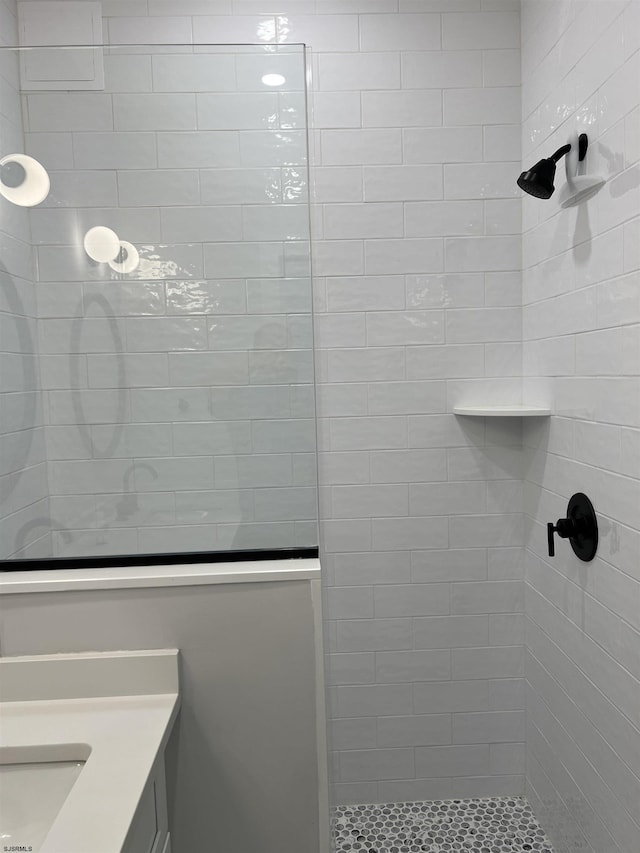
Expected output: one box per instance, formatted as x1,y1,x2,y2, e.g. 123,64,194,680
547,517,578,557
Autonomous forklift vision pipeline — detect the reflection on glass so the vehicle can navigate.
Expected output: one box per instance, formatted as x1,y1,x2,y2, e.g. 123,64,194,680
0,43,316,562
0,153,50,206
261,73,286,87
84,226,120,263
109,241,140,274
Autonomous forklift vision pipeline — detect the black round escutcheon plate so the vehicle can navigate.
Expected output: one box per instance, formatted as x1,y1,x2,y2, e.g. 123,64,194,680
567,492,598,562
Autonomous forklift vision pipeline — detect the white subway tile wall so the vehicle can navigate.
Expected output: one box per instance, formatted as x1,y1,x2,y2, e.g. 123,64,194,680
521,2,640,852
0,0,50,559
264,1,521,805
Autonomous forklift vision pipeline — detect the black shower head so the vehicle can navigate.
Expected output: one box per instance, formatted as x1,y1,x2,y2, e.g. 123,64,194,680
517,158,557,198
517,142,573,199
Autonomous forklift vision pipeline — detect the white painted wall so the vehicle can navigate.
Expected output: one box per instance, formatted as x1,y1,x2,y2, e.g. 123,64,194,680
521,2,640,852
0,0,50,559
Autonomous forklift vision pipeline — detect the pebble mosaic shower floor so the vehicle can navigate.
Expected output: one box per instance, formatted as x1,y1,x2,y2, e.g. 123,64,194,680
334,797,555,852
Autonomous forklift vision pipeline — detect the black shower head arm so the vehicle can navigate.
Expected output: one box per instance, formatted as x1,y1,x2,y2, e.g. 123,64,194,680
550,143,572,163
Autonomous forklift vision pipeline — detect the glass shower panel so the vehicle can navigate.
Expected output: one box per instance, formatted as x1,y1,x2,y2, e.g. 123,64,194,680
0,44,317,563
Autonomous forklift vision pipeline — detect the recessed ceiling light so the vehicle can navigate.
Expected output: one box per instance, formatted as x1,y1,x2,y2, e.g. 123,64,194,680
261,73,285,87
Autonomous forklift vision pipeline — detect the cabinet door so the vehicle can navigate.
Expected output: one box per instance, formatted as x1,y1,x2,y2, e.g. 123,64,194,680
122,753,170,853
121,782,157,853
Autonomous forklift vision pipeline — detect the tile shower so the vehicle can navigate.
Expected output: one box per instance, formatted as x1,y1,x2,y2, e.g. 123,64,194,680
0,1,638,852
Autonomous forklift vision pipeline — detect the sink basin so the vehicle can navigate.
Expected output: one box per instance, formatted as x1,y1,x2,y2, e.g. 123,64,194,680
0,746,88,853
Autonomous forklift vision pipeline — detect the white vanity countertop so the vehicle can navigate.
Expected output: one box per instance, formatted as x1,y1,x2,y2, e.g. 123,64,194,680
0,650,180,853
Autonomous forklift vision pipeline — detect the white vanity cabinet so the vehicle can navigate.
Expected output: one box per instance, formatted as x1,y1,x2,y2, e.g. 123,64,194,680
0,650,180,853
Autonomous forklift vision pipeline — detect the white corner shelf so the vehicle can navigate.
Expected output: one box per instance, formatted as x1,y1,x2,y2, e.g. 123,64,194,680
453,405,551,418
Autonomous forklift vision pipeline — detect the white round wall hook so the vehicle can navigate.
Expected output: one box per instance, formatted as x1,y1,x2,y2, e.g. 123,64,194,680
84,226,121,263
0,153,50,207
559,132,606,208
108,240,140,274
